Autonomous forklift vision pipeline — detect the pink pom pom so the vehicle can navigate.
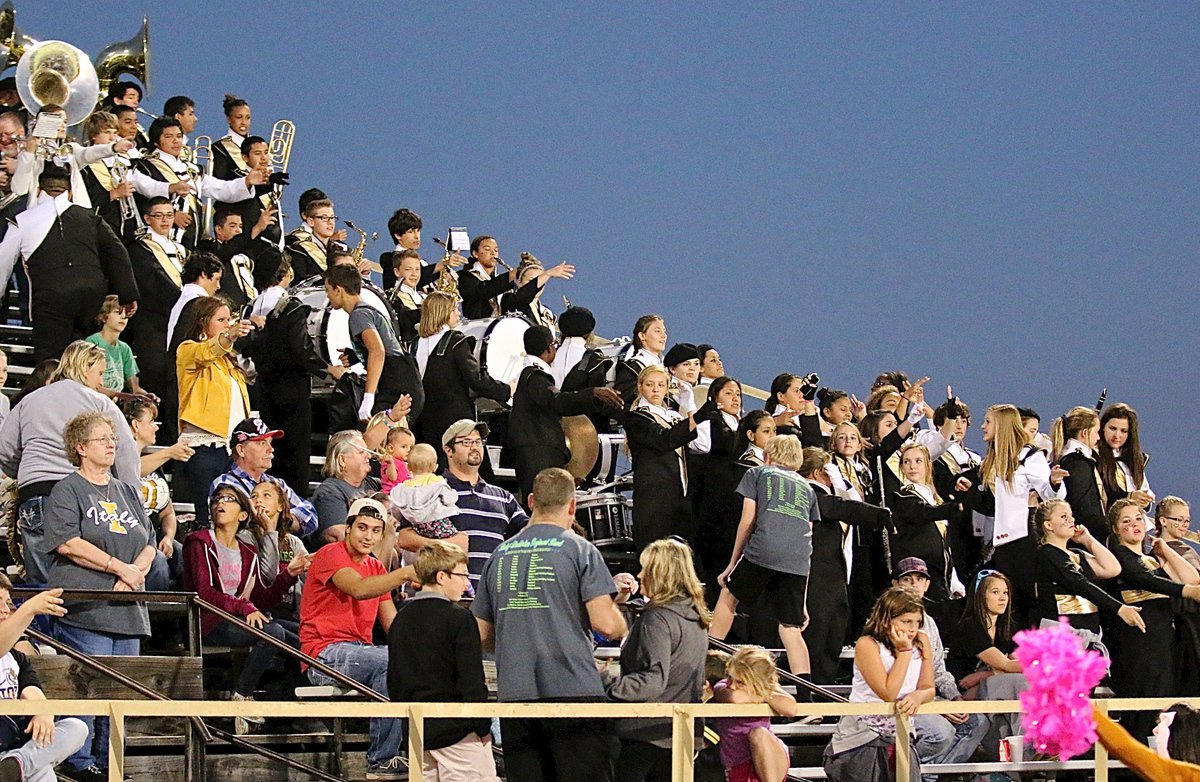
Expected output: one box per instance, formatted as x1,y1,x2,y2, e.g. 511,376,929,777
1013,619,1108,760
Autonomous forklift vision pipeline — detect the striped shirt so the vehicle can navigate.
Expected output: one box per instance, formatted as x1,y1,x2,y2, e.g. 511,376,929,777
443,474,528,583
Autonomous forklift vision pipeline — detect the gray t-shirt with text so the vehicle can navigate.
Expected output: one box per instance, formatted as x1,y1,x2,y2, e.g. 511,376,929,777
349,302,404,360
737,465,818,576
472,523,614,702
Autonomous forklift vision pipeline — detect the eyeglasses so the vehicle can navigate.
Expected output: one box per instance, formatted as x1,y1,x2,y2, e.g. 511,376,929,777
1163,516,1191,525
448,571,471,579
146,212,174,219
454,438,483,448
311,214,337,222
211,495,240,506
85,435,118,445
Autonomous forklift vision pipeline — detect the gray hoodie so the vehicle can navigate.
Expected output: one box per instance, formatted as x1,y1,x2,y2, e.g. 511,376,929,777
389,480,461,526
0,380,139,488
607,598,707,747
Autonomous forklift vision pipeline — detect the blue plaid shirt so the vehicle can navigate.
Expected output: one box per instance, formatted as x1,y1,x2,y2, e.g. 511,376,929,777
209,465,318,536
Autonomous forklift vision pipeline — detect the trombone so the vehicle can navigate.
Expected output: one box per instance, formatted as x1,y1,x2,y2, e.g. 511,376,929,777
191,134,212,240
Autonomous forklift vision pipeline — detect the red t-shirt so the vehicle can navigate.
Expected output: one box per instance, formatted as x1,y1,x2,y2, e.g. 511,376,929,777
299,541,389,660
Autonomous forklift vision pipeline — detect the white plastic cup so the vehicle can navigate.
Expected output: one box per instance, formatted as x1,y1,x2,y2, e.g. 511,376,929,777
999,735,1024,763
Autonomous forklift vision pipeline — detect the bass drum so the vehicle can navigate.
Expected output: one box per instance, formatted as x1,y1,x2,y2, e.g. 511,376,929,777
291,276,399,385
458,315,531,413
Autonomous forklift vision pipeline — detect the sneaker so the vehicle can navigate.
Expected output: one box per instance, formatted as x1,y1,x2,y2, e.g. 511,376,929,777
0,757,20,782
365,756,408,780
231,692,265,734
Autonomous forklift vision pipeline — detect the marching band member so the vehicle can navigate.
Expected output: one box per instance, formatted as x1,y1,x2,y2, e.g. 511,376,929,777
81,111,148,239
125,197,187,399
555,306,620,435
111,104,141,150
1098,403,1155,510
736,410,775,467
499,258,573,336
1051,406,1110,541
389,249,425,341
382,207,421,291
11,104,135,209
626,364,698,551
696,343,723,387
286,198,343,281
930,396,986,580
615,314,667,410
507,325,621,504
212,94,252,181
136,118,264,248
826,421,869,501
689,376,746,586
664,343,701,412
459,235,516,319
195,205,281,309
229,135,287,245
765,372,821,445
162,96,198,145
105,80,149,150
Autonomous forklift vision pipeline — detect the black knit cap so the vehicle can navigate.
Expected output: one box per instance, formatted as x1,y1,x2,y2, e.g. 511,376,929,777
663,342,700,368
558,307,596,338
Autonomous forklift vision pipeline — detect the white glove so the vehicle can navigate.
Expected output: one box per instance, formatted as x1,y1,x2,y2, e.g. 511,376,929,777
358,392,375,421
676,382,697,415
906,404,926,425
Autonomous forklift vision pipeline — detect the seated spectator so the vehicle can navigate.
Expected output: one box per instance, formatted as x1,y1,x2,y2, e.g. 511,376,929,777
0,582,87,781
8,359,57,411
395,420,527,586
122,398,193,588
891,557,989,768
311,431,381,544
0,342,140,585
84,296,148,401
247,480,311,622
712,646,799,782
387,541,498,782
45,411,155,779
299,498,416,780
211,417,317,538
183,484,305,735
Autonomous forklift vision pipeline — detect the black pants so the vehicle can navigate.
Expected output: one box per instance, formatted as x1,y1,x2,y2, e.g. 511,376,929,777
501,711,618,782
31,276,108,363
261,379,313,496
993,533,1038,631
514,446,568,511
376,354,425,421
805,559,849,684
614,739,671,782
206,618,299,696
1112,599,1174,744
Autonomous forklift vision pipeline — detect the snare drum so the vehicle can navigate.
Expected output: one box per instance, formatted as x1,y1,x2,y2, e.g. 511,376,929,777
575,492,633,548
292,276,398,369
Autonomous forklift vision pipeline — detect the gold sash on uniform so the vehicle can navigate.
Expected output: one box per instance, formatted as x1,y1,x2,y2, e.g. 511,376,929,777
288,227,327,271
635,402,688,492
141,237,184,288
88,161,114,191
219,136,248,175
144,154,200,213
1055,594,1099,615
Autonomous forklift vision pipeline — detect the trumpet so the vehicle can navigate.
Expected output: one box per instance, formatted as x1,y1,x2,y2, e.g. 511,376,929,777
109,155,144,235
134,106,158,121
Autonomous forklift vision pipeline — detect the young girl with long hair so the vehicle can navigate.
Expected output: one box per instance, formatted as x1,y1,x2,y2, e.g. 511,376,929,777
1052,405,1109,540
1098,403,1154,510
711,646,799,782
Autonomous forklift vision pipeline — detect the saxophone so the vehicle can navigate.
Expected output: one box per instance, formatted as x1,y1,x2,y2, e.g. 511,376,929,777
343,220,381,273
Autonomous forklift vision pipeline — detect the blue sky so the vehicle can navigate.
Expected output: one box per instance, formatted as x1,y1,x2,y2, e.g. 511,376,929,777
22,2,1200,497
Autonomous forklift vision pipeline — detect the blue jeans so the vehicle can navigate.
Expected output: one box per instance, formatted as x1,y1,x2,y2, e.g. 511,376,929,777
144,539,184,591
17,496,51,587
52,623,140,771
309,642,402,765
914,711,990,773
170,444,230,528
0,717,87,782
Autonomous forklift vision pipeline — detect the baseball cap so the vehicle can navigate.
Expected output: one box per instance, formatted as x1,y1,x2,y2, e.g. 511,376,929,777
230,417,284,447
441,419,489,447
893,557,930,580
347,497,388,522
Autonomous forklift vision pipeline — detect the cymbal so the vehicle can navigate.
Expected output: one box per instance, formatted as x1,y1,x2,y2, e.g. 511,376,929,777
562,415,600,481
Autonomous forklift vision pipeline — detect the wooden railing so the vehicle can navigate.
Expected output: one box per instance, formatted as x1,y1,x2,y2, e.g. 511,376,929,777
0,696,1188,781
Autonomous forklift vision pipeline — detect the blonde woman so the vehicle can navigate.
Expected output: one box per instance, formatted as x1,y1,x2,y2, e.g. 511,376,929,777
957,404,1066,629
0,341,141,584
712,646,799,782
890,442,961,630
625,364,697,551
607,538,710,781
826,421,868,501
413,291,510,459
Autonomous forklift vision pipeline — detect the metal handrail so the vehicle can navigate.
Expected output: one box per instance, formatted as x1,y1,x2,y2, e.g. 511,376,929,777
709,637,848,703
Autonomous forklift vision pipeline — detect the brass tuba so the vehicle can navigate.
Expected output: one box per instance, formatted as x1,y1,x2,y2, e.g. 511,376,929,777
0,1,36,71
94,17,149,99
16,40,99,125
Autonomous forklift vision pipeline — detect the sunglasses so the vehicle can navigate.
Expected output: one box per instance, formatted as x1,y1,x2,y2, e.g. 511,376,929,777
975,568,1000,589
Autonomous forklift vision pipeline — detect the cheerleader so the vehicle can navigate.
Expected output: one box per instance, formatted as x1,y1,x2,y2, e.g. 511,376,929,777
625,364,697,551
614,314,667,410
691,377,747,591
1051,406,1109,540
958,404,1066,630
1033,498,1144,638
736,410,775,466
889,442,961,631
1107,498,1200,741
1098,403,1155,510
